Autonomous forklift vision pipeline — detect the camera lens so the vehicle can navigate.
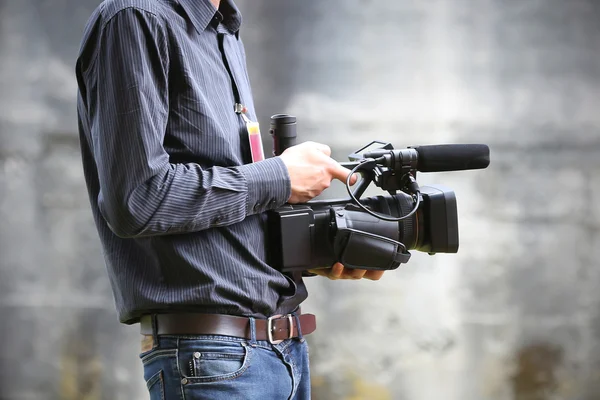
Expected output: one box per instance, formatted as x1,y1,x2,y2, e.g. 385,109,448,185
361,193,424,251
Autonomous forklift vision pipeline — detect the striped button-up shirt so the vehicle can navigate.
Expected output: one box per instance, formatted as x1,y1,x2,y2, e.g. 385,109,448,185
76,0,307,323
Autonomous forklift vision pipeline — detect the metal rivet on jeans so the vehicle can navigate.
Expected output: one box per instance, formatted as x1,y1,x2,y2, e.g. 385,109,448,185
181,378,188,385
194,352,201,359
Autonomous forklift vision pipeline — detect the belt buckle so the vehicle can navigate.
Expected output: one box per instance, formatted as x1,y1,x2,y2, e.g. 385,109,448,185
267,314,294,345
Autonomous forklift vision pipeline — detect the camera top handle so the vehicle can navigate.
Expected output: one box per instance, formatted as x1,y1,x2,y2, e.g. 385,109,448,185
269,114,421,217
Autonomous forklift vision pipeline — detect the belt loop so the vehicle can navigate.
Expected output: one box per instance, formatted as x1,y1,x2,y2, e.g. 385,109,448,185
248,317,258,346
151,314,159,349
293,312,304,341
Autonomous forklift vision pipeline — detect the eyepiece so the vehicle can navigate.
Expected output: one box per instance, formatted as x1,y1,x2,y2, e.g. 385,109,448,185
270,114,296,126
270,114,297,156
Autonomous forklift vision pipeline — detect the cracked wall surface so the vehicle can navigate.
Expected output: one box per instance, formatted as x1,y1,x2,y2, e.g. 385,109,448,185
1,1,599,399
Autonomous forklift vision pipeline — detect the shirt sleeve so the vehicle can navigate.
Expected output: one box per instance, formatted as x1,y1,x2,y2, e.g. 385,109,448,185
89,8,291,238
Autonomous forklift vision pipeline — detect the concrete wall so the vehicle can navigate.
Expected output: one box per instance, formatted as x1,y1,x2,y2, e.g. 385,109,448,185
1,0,599,399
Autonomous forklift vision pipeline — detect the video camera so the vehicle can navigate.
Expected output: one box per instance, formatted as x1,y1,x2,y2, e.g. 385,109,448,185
267,114,490,273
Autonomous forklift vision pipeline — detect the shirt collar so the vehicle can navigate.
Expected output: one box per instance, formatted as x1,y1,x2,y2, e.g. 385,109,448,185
178,0,242,34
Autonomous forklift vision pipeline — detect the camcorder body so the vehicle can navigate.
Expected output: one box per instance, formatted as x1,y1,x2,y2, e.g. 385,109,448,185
266,114,490,274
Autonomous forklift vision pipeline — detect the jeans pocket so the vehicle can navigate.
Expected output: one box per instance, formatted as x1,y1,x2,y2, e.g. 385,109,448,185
180,339,252,384
141,348,177,399
145,370,165,400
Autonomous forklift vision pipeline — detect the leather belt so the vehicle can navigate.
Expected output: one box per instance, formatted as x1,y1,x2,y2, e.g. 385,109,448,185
140,313,317,344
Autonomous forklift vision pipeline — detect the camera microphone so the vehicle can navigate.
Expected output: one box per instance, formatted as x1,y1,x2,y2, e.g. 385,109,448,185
365,144,490,173
411,144,490,172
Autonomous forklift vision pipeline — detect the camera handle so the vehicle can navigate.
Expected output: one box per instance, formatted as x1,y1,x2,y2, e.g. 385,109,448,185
270,113,390,205
269,112,420,222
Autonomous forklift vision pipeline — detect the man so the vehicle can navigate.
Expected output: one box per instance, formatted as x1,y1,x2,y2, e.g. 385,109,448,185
76,0,384,398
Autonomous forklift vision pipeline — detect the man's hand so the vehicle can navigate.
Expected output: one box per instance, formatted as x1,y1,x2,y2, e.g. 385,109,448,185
307,263,385,281
280,142,376,279
279,141,357,203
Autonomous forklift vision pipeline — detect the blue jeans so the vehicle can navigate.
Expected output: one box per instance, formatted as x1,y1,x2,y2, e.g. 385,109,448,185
139,318,311,400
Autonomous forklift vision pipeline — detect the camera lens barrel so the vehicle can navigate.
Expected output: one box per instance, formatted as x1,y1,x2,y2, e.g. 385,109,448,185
361,194,421,250
270,114,297,156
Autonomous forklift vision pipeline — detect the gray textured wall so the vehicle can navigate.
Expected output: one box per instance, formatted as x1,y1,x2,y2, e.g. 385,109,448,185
1,1,600,399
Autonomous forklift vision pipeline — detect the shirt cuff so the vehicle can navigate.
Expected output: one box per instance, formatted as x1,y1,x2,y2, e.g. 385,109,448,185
238,157,291,215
